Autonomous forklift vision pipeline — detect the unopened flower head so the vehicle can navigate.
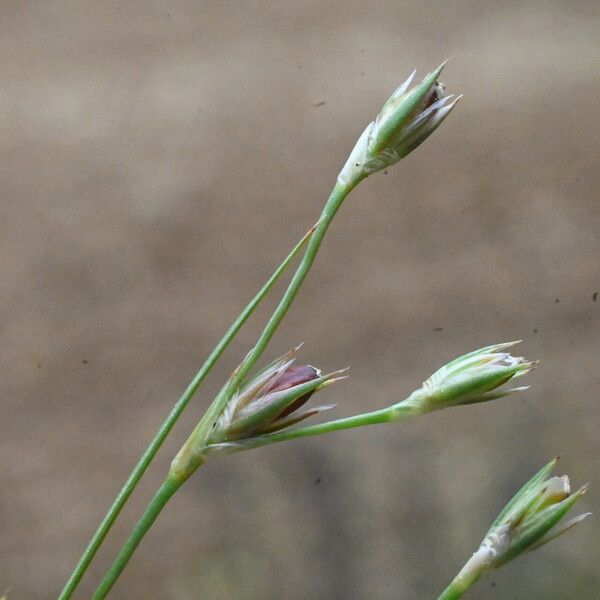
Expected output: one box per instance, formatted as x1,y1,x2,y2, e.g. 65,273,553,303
467,459,590,575
209,346,345,443
402,341,534,414
338,62,460,186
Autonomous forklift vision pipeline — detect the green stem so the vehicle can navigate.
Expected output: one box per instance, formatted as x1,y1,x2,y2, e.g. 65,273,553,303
57,227,314,600
437,583,467,600
437,580,471,600
91,476,184,600
436,558,484,600
171,179,361,479
216,403,418,451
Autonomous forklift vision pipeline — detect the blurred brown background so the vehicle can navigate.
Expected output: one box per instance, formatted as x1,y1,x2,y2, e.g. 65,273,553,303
1,1,599,599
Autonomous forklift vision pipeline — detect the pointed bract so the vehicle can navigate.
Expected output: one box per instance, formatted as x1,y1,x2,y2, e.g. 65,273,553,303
471,460,589,573
209,347,344,443
399,341,534,414
338,62,459,186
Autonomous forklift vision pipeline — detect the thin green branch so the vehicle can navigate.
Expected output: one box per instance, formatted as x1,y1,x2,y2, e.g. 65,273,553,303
436,553,486,600
206,403,419,453
436,568,482,600
436,582,469,600
57,225,316,600
91,476,184,600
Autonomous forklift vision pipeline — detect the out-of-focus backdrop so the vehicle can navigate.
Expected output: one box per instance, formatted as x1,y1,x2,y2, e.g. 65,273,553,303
1,2,599,599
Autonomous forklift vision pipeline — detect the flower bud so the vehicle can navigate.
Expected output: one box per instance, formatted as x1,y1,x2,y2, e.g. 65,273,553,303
209,347,345,443
401,341,534,414
338,62,460,186
468,459,590,575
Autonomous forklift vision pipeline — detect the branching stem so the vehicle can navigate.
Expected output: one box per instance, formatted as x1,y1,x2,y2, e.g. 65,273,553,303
57,225,315,600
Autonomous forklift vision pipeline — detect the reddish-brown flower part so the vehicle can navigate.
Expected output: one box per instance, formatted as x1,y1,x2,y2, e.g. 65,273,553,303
210,347,345,442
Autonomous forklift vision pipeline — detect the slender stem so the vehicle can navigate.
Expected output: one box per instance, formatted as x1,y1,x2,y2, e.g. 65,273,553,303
57,227,315,600
91,476,184,600
217,403,418,451
436,557,484,600
438,579,475,600
172,179,362,479
437,582,469,600
271,407,397,439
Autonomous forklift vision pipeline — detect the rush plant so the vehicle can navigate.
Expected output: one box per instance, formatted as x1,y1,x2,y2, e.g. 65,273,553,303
54,63,589,600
